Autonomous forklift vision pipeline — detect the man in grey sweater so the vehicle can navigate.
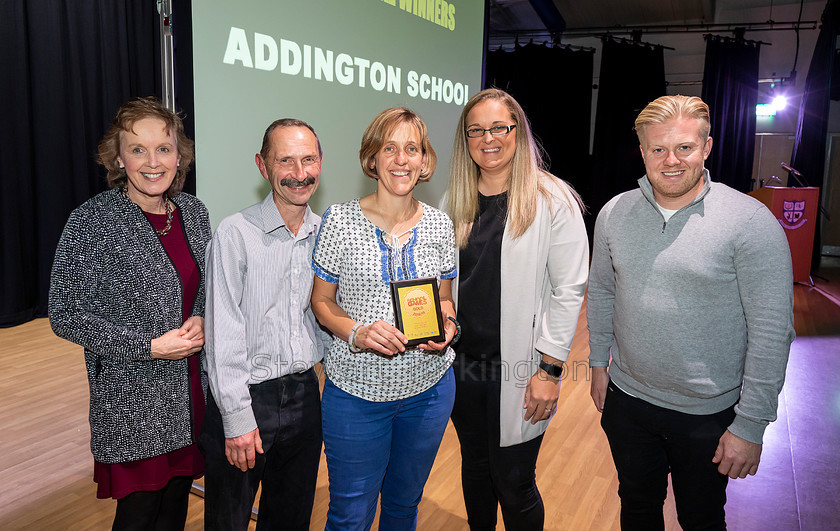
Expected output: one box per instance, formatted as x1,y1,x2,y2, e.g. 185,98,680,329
587,95,795,530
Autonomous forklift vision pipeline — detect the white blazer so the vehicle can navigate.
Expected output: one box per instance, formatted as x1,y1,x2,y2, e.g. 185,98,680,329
450,174,589,446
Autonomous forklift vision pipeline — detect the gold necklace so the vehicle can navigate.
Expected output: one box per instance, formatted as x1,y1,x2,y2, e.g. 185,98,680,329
122,187,174,237
155,199,174,237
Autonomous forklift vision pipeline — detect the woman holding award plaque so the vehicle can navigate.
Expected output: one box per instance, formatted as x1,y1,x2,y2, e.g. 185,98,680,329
311,107,459,530
445,88,589,530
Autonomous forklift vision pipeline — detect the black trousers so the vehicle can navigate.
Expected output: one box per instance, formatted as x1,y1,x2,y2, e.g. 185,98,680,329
199,368,322,531
450,357,544,531
112,475,192,531
601,381,735,531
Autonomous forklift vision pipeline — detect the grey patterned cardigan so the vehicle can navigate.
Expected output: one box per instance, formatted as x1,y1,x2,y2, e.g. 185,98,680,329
49,187,212,464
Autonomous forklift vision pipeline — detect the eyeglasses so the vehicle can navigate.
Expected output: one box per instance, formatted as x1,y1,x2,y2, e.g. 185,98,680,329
465,124,516,138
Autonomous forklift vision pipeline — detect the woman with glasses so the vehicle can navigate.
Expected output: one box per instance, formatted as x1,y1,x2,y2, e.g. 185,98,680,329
445,88,589,529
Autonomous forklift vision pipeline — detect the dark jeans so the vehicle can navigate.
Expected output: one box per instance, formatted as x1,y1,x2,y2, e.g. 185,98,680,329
601,381,735,531
450,357,544,531
112,475,192,531
199,368,322,531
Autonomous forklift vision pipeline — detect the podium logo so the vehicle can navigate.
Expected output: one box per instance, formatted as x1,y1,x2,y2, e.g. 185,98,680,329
781,200,807,229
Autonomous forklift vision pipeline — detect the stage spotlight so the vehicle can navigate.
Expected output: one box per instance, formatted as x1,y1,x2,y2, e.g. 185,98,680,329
757,77,794,117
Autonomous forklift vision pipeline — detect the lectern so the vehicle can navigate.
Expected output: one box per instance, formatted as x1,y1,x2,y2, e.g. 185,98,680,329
748,186,820,284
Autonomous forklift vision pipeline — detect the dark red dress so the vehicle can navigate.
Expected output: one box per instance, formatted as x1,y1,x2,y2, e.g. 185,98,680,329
93,208,205,499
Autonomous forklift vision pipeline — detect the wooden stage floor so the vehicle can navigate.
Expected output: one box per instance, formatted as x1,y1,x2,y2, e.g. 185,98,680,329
2,262,839,530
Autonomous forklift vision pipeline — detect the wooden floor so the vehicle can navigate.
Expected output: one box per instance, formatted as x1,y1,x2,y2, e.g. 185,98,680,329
1,262,839,530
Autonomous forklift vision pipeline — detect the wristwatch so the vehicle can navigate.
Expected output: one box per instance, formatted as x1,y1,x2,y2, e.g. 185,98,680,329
539,360,563,378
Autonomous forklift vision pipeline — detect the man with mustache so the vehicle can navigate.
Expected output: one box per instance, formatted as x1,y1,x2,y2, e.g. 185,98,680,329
201,119,329,529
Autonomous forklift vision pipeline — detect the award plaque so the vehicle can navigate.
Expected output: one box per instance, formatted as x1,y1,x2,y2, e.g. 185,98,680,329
390,277,445,347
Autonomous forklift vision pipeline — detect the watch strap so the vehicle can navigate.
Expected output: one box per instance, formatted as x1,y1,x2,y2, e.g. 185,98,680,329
539,360,563,378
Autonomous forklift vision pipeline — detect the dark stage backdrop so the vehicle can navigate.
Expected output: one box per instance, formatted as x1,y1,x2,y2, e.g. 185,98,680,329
590,38,666,220
792,0,840,268
701,35,760,193
485,43,595,201
0,1,161,327
792,0,840,188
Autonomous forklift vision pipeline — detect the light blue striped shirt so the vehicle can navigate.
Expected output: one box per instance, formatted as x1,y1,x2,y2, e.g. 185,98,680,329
205,193,328,438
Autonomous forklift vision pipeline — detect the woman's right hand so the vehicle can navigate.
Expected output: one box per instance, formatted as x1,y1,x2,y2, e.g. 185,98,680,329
150,327,204,360
353,320,408,357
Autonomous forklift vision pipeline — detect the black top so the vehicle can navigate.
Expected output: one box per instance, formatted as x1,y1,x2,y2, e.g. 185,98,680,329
456,192,507,363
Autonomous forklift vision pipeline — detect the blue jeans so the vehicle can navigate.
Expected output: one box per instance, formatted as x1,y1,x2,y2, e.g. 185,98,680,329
321,367,455,531
601,381,734,531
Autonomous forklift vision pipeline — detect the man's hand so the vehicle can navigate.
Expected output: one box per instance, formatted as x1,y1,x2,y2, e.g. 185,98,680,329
712,430,762,479
523,369,560,425
225,428,264,472
590,366,609,412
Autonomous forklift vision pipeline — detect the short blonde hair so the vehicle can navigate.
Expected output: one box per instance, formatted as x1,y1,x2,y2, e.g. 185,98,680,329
635,95,711,142
97,96,194,196
359,107,436,181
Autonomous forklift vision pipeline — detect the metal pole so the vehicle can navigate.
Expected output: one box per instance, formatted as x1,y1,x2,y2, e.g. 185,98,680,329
157,0,175,110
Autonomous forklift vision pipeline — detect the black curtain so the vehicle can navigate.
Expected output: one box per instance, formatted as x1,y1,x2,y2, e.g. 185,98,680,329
792,0,840,187
173,0,197,195
701,35,760,193
791,0,840,268
0,2,161,327
485,42,594,198
590,38,666,220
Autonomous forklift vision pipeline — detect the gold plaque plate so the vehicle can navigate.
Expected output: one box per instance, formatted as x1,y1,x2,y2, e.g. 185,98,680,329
390,277,445,347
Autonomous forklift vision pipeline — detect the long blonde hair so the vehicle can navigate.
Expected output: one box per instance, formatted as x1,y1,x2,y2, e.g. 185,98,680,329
446,88,583,249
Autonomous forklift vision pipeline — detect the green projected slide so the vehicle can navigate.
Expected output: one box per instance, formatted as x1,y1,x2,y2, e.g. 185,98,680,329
192,0,486,227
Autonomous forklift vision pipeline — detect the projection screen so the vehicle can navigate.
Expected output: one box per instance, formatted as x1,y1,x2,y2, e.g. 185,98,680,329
192,0,486,227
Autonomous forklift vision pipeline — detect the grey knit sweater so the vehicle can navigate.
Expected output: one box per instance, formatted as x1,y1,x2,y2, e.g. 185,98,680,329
49,187,212,463
587,172,795,444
